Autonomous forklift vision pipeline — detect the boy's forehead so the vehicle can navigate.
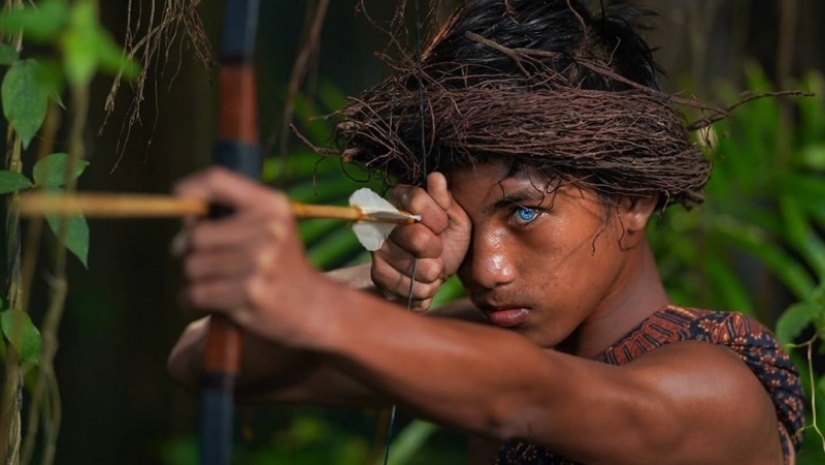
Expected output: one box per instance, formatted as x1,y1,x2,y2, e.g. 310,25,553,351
447,161,554,188
445,162,558,204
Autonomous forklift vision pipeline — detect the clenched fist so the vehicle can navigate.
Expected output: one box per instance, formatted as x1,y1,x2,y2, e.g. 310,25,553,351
174,167,323,347
371,172,472,311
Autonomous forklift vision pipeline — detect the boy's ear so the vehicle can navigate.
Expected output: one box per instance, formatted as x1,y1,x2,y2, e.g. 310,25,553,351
617,194,658,247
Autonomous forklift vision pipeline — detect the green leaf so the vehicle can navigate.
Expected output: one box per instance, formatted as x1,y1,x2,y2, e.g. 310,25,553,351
33,59,65,108
0,170,33,194
0,0,70,42
775,302,817,346
716,218,815,299
1,59,49,148
380,421,438,465
299,218,341,245
799,72,825,145
61,30,98,87
799,144,825,171
46,211,90,268
0,43,18,65
780,196,825,277
33,153,88,187
0,309,42,369
59,1,100,86
432,275,466,308
705,254,755,315
306,227,359,270
94,31,140,79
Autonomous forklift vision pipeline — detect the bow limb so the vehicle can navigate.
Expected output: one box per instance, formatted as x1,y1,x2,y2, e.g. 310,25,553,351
200,1,261,465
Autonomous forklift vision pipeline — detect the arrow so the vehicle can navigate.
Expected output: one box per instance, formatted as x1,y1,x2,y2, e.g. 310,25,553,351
17,189,420,249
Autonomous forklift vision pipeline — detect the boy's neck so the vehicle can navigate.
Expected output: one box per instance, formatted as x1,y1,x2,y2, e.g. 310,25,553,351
559,241,670,359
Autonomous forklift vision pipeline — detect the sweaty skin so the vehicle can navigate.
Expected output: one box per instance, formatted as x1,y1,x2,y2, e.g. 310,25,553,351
169,164,784,465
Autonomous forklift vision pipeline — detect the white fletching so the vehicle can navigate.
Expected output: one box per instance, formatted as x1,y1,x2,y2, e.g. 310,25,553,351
351,222,397,252
348,188,420,251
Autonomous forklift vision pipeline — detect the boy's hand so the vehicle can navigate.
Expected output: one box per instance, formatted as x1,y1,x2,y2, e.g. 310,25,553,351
370,172,471,311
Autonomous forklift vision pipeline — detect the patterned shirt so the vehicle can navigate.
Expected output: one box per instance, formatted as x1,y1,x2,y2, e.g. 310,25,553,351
495,305,805,465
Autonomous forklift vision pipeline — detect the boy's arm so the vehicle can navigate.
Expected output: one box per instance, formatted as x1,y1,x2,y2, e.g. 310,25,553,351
168,316,385,406
168,268,482,406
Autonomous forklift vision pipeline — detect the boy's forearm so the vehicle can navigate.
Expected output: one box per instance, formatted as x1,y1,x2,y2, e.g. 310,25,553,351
167,315,388,407
325,263,382,297
167,317,317,394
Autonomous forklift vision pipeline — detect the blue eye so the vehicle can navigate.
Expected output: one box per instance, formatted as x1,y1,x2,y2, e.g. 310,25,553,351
515,206,538,222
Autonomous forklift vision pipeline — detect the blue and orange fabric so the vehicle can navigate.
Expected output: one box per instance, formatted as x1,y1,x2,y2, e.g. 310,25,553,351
495,305,805,465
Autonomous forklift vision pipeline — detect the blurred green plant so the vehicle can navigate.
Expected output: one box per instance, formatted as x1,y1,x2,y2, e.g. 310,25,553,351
161,416,456,465
648,65,825,463
0,153,90,267
0,1,139,464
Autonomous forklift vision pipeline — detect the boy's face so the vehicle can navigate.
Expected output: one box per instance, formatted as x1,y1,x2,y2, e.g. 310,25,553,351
448,161,640,349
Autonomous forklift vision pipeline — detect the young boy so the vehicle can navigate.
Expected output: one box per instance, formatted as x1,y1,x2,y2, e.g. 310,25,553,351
169,1,804,463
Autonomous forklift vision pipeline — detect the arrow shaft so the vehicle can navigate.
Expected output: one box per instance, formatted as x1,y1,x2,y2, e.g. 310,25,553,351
17,192,416,224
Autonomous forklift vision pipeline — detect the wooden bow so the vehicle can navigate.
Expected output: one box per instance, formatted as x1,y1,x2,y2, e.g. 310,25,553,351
199,1,260,464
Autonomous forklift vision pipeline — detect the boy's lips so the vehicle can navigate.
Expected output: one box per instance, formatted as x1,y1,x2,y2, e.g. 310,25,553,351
482,307,530,327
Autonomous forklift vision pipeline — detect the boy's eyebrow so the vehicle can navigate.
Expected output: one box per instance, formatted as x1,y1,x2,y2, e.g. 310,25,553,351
486,188,546,214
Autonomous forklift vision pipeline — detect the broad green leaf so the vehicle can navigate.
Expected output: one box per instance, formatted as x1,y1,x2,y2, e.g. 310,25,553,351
299,218,340,245
55,1,139,85
800,144,825,171
780,196,825,277
0,309,42,369
0,170,33,194
61,29,98,87
432,276,466,307
379,421,438,465
776,303,817,346
293,94,329,144
798,72,825,145
34,59,65,108
705,254,755,315
716,218,815,299
263,150,360,182
59,1,100,86
46,211,90,268
1,59,48,148
0,43,18,65
94,30,140,79
307,227,360,270
289,174,362,204
0,0,69,42
33,153,88,187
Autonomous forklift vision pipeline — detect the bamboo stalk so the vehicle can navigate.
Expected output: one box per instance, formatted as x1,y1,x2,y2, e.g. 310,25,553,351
17,192,417,224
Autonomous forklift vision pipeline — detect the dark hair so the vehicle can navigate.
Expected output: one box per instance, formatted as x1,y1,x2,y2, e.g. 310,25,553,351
423,0,662,91
335,0,711,209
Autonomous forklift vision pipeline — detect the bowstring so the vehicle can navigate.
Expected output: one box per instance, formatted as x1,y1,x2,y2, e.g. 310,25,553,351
381,1,428,464
380,259,418,465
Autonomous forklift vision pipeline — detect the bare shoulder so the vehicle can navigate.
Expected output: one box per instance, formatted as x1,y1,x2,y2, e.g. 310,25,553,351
625,340,774,400
622,340,785,464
